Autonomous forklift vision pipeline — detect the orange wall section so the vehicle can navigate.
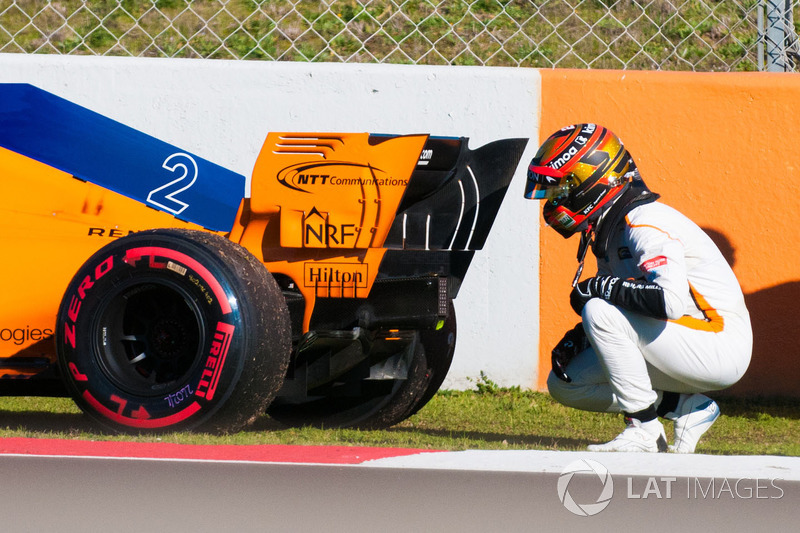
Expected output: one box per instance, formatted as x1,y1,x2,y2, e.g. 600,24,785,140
536,69,800,397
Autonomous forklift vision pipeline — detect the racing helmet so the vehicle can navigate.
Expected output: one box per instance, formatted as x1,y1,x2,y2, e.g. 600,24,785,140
524,123,637,238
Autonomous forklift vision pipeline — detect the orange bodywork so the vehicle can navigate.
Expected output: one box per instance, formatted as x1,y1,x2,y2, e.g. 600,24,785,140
0,146,207,374
230,132,428,332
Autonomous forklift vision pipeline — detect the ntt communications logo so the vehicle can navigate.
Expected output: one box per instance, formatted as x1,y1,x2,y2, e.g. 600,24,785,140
557,459,614,517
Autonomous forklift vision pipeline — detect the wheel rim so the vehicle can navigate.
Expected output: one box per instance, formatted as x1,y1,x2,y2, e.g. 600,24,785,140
93,279,204,396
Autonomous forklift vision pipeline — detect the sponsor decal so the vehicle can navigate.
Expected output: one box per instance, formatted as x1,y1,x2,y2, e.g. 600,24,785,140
621,279,661,291
641,255,668,272
303,207,358,247
552,211,576,229
541,174,558,185
551,145,578,170
0,326,54,346
579,189,609,216
195,321,235,401
304,262,368,289
276,161,407,194
601,277,619,300
88,227,134,238
418,149,433,166
528,164,560,186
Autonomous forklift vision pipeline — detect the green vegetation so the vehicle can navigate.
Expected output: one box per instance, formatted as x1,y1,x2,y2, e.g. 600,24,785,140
1,380,797,456
0,0,774,70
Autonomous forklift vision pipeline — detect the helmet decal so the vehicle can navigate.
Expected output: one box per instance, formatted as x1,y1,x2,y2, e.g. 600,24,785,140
525,123,640,238
538,123,600,172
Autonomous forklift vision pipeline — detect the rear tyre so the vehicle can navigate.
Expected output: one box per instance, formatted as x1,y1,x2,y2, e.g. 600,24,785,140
268,302,456,429
56,229,291,433
267,336,428,429
406,300,457,418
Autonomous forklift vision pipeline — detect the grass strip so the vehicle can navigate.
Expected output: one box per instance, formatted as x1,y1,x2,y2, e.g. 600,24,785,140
0,389,797,456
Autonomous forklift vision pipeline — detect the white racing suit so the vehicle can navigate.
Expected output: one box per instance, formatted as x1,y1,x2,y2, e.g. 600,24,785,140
548,201,752,415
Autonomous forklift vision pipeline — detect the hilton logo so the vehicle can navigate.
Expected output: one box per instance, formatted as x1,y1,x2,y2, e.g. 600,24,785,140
304,263,368,289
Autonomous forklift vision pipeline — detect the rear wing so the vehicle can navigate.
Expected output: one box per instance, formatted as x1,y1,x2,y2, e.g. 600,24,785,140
246,132,527,253
386,135,528,252
237,132,528,332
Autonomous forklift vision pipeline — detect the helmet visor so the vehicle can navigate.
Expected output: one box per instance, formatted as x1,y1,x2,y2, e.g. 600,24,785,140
525,164,568,200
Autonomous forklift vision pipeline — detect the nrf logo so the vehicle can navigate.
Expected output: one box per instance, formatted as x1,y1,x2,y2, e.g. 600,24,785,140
303,207,358,248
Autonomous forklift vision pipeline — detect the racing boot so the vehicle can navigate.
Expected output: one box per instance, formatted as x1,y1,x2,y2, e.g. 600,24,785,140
662,393,720,454
588,417,668,453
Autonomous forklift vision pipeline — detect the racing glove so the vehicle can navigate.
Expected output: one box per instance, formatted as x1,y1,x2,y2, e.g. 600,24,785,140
570,275,668,319
551,323,589,383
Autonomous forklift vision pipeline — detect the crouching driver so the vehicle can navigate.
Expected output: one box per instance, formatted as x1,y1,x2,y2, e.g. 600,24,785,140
525,124,751,453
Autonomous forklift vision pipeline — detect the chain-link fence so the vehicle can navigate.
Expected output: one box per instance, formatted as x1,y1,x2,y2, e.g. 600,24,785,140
0,1,798,72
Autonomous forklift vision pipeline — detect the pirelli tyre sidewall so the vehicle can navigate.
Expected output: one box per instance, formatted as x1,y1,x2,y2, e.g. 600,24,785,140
56,229,290,433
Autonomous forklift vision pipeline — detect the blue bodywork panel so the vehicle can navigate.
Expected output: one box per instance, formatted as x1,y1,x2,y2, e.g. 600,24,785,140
0,84,245,232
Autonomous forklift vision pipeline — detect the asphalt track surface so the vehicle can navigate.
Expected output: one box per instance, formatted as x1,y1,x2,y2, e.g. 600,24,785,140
0,439,797,533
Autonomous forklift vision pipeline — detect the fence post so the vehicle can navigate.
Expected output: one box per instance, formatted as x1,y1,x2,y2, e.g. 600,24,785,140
765,0,795,71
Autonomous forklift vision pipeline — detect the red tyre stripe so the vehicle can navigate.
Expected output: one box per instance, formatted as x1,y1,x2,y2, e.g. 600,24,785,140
83,391,202,429
123,246,232,314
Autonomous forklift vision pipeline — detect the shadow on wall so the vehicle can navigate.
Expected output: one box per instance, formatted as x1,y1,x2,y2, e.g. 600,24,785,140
703,228,800,399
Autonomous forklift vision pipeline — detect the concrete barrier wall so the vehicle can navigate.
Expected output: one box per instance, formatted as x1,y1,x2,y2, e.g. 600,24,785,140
2,54,798,396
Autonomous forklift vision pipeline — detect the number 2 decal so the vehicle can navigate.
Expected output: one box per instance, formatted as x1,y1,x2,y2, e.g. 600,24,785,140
146,153,198,215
